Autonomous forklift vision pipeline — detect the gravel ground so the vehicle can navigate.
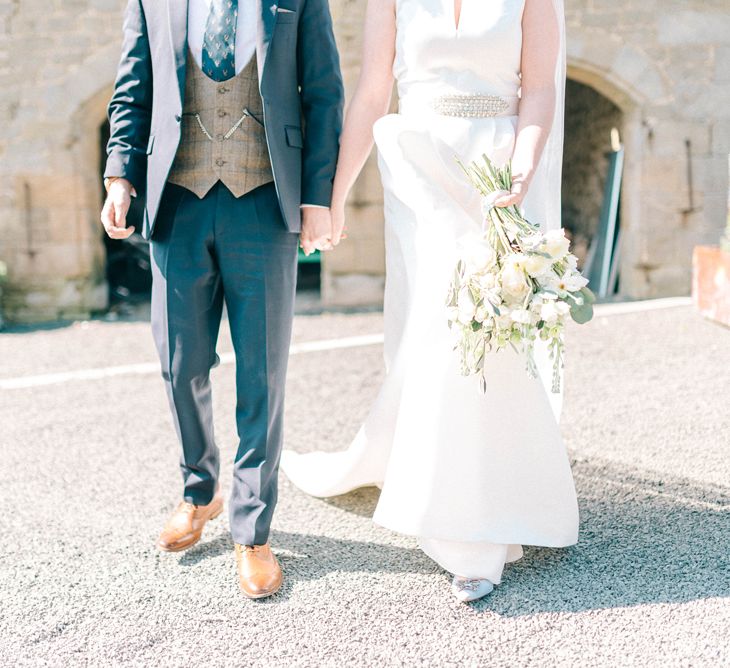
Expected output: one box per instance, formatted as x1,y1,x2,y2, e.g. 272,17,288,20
0,303,728,667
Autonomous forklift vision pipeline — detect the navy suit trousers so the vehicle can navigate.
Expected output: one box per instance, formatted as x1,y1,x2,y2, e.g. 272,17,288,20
150,181,298,545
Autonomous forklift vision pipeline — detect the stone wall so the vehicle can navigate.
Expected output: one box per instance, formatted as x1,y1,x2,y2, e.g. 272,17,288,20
322,0,387,307
0,0,728,322
323,0,730,303
565,0,730,298
0,0,122,322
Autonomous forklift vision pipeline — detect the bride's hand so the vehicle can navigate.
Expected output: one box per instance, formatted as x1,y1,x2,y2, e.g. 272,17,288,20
492,180,527,208
330,202,348,246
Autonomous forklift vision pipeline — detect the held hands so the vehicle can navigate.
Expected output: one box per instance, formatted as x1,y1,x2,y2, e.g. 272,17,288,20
101,178,136,239
299,205,348,256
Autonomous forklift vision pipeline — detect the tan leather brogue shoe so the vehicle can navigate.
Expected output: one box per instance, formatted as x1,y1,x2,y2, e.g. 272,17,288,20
157,492,224,552
235,543,282,599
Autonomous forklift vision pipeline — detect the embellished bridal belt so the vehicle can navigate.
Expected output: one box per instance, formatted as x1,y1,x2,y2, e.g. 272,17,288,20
433,94,519,118
399,94,520,118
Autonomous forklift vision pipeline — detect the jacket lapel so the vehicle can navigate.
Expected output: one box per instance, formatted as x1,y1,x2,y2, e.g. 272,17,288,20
167,0,188,107
257,0,277,85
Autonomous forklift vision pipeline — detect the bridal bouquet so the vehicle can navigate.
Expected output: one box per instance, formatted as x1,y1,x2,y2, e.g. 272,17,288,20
446,156,594,393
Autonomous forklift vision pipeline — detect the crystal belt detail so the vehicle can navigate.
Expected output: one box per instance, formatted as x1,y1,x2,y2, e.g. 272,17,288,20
432,94,514,118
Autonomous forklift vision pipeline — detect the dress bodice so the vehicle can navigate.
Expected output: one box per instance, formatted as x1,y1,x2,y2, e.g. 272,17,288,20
394,0,525,108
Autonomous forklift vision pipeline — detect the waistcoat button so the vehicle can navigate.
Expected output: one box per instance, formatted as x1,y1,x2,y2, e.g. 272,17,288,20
217,85,228,94
215,133,224,141
217,109,227,118
215,158,226,167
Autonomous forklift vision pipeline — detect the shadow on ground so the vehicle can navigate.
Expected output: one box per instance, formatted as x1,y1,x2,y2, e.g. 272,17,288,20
244,458,730,616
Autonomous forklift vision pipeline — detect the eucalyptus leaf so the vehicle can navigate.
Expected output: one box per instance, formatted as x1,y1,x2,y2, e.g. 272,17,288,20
570,299,594,324
580,286,597,304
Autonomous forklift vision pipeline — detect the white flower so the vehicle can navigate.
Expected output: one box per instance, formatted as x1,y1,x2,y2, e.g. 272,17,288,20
555,301,571,316
520,232,544,251
543,229,571,260
540,301,560,324
547,271,588,295
504,253,528,268
500,257,530,300
462,241,496,273
478,272,497,290
510,308,532,325
524,252,553,277
563,272,589,292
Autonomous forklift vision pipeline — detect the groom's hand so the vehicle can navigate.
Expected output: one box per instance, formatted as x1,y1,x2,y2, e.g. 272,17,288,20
300,207,333,256
101,178,136,239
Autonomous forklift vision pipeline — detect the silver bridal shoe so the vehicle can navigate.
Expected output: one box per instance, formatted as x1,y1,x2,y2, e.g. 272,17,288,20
451,576,494,602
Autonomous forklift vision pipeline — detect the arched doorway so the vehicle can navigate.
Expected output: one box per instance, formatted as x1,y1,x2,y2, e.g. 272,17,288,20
562,78,624,270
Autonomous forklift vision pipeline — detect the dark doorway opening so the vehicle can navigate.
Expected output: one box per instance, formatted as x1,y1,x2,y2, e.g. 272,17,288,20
562,79,623,269
99,121,151,310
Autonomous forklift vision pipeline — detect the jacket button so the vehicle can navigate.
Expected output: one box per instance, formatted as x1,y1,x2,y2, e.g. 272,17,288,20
175,114,181,122
217,109,227,118
215,133,224,141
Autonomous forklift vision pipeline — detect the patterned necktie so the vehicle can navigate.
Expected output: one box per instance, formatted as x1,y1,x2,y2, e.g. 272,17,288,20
202,0,238,82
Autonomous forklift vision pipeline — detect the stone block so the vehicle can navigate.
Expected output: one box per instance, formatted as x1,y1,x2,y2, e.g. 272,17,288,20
646,120,712,157
657,11,730,46
715,46,730,83
321,272,385,308
711,121,730,154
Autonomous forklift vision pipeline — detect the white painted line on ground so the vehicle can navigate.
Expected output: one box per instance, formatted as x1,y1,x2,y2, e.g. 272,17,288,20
0,297,692,390
0,333,386,391
593,296,692,316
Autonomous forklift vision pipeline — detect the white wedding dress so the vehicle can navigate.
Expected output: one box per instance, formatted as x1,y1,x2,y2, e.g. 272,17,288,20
282,0,578,584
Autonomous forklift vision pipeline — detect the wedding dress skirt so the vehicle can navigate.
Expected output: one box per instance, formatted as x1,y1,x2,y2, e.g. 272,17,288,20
281,0,578,583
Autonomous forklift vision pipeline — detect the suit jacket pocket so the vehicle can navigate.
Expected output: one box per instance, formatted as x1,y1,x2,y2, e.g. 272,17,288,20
276,9,297,24
285,126,304,149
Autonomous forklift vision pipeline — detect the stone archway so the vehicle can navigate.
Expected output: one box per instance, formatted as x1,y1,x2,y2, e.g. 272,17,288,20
565,54,648,298
562,31,726,299
1,43,122,322
562,78,624,269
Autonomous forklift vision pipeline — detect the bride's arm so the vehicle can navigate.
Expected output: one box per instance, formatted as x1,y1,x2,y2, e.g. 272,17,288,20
495,0,560,208
330,0,396,246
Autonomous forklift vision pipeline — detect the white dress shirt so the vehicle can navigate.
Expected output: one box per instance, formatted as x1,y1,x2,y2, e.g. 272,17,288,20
187,0,327,210
188,0,257,75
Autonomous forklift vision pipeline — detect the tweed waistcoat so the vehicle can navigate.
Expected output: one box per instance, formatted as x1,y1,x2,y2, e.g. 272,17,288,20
167,49,274,198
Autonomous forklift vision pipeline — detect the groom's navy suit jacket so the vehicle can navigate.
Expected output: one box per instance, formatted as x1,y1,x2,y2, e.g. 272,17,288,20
104,0,344,239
